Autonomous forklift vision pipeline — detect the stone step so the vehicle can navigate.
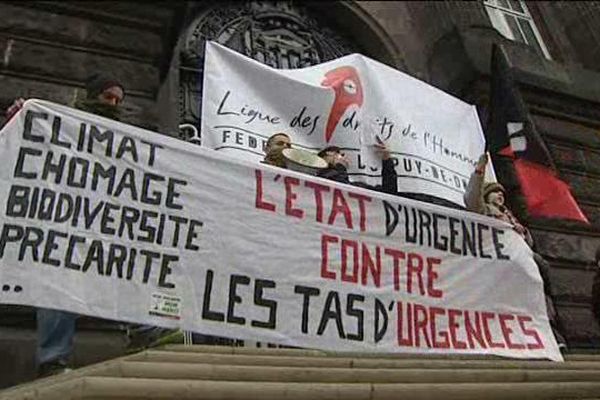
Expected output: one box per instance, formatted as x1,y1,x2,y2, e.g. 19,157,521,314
160,343,600,361
95,360,600,383
0,326,129,389
7,378,600,400
4,345,600,399
134,350,600,370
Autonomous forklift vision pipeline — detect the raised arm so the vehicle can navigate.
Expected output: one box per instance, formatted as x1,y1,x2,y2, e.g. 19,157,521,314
464,154,488,213
3,98,25,127
374,138,398,195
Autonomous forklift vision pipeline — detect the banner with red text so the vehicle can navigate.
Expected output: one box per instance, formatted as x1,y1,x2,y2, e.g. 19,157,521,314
0,100,560,361
202,42,489,206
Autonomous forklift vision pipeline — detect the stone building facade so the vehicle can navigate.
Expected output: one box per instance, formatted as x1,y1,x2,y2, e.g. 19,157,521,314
1,0,599,387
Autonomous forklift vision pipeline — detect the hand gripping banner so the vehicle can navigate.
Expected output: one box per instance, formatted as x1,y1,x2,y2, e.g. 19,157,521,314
201,42,488,206
0,100,561,361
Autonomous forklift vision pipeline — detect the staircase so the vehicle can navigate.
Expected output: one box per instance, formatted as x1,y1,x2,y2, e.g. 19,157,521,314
3,345,600,399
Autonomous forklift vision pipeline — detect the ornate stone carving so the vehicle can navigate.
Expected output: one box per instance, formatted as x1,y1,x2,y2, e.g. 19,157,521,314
177,2,359,140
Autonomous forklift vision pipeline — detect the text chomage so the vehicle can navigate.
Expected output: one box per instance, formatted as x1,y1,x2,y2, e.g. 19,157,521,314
0,110,204,290
15,110,186,210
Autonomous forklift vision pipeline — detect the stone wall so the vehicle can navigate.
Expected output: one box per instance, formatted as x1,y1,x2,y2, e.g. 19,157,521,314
544,2,600,71
0,1,180,129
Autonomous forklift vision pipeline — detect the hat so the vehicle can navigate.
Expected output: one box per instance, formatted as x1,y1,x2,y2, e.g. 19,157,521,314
483,182,506,201
85,73,124,99
318,146,342,158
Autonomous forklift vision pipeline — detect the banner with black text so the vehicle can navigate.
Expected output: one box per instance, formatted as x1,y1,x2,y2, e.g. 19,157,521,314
201,42,490,206
0,100,560,361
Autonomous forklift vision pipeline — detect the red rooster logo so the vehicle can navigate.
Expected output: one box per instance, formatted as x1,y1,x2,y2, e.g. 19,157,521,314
321,66,363,142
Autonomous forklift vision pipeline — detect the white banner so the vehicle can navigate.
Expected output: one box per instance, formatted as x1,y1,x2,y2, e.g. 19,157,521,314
0,100,560,361
201,42,488,206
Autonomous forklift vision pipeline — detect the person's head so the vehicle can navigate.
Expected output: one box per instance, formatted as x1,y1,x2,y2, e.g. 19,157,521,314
85,74,125,107
318,146,349,168
264,133,292,167
483,182,506,207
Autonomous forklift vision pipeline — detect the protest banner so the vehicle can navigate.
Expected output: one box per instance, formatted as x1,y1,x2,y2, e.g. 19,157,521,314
0,100,561,361
201,42,490,206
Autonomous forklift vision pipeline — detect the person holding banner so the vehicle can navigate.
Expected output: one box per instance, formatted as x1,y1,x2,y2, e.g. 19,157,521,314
317,138,398,195
464,153,567,349
262,132,292,168
72,73,125,121
3,73,126,377
464,154,533,246
4,97,26,124
4,73,125,127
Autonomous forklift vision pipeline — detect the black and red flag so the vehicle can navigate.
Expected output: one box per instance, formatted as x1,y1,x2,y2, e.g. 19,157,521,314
486,44,588,223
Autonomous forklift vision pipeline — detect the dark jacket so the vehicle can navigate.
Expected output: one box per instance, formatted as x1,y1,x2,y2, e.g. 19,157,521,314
317,159,397,195
74,99,122,121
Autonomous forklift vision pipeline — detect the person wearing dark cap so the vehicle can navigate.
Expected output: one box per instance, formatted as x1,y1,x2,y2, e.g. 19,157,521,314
3,73,126,377
3,73,125,126
42,74,125,377
317,138,398,195
74,73,125,120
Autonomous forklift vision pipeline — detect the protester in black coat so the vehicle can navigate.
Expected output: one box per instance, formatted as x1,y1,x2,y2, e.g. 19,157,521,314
317,140,397,195
74,73,125,120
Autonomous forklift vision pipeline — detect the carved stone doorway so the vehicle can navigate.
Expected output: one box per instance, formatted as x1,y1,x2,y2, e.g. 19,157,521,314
177,1,362,144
